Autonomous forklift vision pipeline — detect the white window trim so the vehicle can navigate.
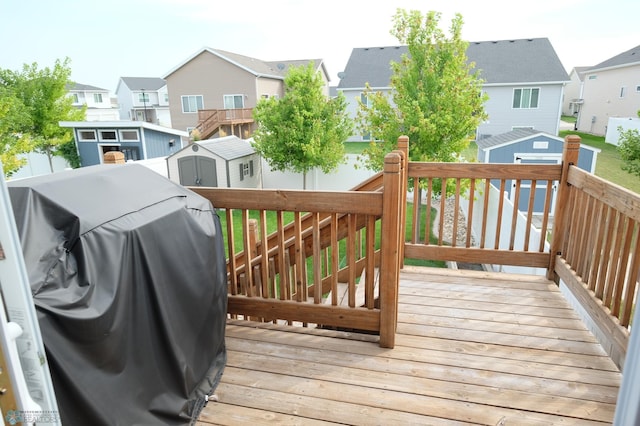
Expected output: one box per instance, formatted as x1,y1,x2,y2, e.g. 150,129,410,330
77,129,97,142
223,94,244,109
181,95,204,113
512,88,540,109
118,129,140,141
98,129,118,142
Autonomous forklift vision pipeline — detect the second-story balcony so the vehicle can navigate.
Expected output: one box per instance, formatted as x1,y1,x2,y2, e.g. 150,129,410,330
195,108,254,140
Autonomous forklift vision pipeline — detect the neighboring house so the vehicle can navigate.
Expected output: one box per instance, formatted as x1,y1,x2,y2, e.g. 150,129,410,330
476,128,599,213
67,83,120,121
336,38,570,142
576,44,640,136
163,47,330,137
562,66,591,117
115,77,172,127
59,120,188,167
166,135,261,188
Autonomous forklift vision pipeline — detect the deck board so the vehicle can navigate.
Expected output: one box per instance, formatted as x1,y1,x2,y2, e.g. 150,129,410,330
197,267,621,425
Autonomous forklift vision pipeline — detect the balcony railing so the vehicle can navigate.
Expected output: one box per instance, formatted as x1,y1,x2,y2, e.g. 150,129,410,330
195,108,254,140
192,135,639,366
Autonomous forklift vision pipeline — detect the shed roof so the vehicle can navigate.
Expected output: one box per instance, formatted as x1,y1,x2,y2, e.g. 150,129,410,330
196,136,256,160
476,128,600,154
337,38,569,89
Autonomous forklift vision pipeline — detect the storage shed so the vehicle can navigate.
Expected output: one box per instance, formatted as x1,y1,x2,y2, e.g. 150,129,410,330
476,128,600,213
167,136,261,188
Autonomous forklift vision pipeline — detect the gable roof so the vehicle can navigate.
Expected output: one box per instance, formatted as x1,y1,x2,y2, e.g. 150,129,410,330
337,38,569,89
197,136,256,160
475,128,557,150
67,82,108,92
118,77,166,91
587,44,640,72
163,47,328,81
476,127,600,155
571,66,591,81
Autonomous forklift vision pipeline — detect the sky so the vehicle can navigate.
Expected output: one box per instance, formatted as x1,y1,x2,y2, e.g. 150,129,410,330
1,0,638,94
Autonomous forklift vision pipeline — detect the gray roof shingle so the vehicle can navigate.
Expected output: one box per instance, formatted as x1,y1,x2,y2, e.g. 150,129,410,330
199,136,256,160
588,44,640,71
120,77,166,91
337,38,569,89
475,128,550,150
68,82,108,91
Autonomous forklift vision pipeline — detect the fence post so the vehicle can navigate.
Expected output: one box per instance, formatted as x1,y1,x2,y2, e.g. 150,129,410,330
547,134,581,281
379,152,402,348
396,136,409,268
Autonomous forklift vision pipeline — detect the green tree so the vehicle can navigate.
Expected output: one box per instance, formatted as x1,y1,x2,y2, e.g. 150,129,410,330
618,126,640,177
251,62,353,189
0,58,85,175
0,87,32,176
358,9,488,171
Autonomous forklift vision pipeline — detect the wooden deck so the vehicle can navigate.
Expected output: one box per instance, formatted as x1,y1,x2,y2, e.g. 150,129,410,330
197,267,621,425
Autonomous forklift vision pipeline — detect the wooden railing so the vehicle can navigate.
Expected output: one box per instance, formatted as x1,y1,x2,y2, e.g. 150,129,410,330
195,108,254,139
192,133,638,364
191,144,406,348
405,161,561,269
550,135,640,368
402,134,637,369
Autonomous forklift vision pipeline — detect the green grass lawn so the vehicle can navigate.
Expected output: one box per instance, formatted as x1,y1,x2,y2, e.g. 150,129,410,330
343,142,370,154
462,130,640,194
559,130,640,194
217,203,444,269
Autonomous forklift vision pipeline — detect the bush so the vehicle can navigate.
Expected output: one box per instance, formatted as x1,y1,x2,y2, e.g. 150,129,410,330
617,126,640,177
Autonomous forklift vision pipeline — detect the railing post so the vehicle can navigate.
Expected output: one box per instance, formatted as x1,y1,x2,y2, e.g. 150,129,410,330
547,134,581,281
380,152,402,348
396,136,409,268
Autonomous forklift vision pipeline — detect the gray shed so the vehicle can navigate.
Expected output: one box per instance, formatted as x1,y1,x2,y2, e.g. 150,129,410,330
167,135,261,188
476,128,600,213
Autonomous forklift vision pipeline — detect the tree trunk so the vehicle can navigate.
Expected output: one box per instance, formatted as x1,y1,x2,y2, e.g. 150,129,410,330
46,146,54,173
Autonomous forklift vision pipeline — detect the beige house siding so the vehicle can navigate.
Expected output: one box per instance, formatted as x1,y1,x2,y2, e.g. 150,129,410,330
256,77,284,100
166,51,260,132
577,64,640,135
562,68,585,116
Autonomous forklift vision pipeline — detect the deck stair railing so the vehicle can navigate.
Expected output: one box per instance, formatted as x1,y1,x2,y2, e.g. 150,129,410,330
191,137,408,348
195,108,254,140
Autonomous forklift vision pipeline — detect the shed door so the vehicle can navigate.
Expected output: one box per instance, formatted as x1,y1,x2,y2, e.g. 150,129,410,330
178,156,217,186
511,155,561,214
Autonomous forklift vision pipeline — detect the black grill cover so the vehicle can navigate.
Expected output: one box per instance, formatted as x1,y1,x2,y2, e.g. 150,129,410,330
8,164,227,425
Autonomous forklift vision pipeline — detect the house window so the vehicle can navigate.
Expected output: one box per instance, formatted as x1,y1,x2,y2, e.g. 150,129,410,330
224,94,244,109
94,93,103,103
620,87,626,98
181,95,204,113
588,75,597,80
164,93,169,102
139,93,150,103
99,130,117,141
119,129,139,141
261,94,269,99
239,160,254,181
512,88,539,109
78,130,97,141
360,92,373,108
72,93,80,104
